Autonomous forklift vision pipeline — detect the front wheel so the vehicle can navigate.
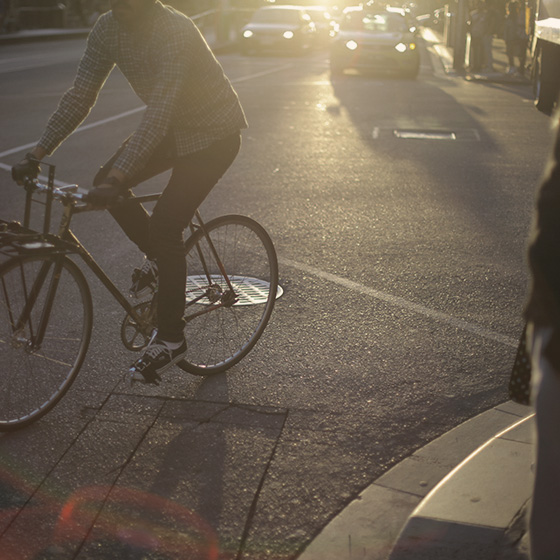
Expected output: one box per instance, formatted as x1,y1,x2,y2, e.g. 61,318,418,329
178,215,279,376
0,255,92,430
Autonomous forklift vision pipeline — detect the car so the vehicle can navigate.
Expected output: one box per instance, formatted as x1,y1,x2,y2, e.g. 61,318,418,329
329,5,421,78
240,5,317,55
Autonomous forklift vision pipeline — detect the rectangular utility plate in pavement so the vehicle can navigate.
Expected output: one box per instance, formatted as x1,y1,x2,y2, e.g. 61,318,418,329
392,129,480,141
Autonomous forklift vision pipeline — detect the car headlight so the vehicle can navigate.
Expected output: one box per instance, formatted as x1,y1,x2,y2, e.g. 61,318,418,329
243,30,253,38
395,42,417,52
283,31,294,39
345,40,358,51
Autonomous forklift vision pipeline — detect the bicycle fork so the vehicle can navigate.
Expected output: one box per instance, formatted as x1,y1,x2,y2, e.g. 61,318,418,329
184,212,239,323
5,256,64,352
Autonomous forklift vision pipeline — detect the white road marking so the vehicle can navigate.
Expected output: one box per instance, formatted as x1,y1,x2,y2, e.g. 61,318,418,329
278,255,518,347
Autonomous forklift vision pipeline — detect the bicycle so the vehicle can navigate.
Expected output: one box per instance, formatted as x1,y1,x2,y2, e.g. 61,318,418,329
0,162,279,431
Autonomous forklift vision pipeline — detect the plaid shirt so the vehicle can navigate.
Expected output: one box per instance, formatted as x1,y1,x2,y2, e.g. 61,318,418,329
38,2,247,178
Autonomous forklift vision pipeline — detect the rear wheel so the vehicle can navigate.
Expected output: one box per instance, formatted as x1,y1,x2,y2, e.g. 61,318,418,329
178,215,279,376
0,255,92,430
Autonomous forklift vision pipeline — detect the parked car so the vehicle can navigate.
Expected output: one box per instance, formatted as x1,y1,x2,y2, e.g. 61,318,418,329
330,5,421,78
240,6,317,55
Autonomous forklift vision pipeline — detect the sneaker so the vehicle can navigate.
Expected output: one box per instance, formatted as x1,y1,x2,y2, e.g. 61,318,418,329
130,258,158,299
129,336,187,385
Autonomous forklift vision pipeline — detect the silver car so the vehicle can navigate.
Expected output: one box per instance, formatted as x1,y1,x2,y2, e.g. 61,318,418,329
240,6,317,55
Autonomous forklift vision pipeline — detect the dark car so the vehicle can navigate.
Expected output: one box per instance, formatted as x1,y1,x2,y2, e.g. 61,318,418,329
330,5,421,78
240,5,317,55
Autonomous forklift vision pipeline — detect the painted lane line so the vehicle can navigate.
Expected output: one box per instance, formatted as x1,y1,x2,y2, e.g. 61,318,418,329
278,255,518,348
0,106,146,159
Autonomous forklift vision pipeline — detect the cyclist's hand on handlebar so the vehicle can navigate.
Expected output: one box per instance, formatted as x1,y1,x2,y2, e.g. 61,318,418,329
11,153,40,185
86,180,129,207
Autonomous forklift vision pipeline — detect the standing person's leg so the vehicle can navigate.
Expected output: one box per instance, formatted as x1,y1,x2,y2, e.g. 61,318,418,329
149,133,242,343
518,38,527,74
483,33,493,71
506,41,515,71
529,324,560,560
470,38,482,71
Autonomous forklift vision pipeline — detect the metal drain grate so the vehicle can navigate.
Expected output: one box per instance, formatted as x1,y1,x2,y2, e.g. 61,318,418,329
372,127,480,141
186,275,283,306
393,130,456,140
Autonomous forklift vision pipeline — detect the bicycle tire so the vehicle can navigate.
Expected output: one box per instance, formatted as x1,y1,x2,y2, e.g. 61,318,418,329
177,215,278,376
0,255,93,430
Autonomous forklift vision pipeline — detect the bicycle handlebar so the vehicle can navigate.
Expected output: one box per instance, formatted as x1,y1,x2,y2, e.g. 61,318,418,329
20,175,162,208
23,176,88,205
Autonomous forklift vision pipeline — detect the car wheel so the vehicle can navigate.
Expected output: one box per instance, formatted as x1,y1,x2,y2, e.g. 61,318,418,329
533,44,559,115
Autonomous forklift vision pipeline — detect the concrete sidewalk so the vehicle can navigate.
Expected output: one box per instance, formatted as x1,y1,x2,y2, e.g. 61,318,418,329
298,401,534,560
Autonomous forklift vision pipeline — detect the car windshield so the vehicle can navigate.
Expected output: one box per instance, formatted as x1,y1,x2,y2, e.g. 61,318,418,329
251,9,302,24
342,11,408,33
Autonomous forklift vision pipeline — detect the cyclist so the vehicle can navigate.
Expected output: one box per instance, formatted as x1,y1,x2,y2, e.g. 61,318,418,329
12,0,247,384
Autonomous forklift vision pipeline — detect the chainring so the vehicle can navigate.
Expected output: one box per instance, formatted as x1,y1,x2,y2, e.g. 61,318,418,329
121,300,157,351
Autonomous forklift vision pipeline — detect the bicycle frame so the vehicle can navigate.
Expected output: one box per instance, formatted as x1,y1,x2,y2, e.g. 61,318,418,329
2,162,237,350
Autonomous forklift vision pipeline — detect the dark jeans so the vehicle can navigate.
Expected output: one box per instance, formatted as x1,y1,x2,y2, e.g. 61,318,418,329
94,132,241,342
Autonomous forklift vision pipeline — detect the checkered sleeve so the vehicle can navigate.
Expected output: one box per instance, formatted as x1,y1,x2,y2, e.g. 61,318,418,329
112,33,186,178
38,18,115,155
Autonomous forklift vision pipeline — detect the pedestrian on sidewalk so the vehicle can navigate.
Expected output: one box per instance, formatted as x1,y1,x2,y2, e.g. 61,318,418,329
482,0,498,72
504,0,528,75
467,0,489,73
525,113,560,560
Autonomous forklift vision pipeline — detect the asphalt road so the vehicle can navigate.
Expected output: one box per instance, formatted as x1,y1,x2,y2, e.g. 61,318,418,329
0,35,553,559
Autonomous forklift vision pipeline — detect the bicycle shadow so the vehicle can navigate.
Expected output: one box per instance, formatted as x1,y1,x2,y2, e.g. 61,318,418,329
123,371,286,558
149,373,231,532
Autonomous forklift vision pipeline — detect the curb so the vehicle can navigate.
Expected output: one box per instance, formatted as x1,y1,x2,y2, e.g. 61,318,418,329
297,402,533,560
389,408,534,560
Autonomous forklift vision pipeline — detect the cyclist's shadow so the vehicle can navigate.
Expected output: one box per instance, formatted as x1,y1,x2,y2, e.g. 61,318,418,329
148,372,231,534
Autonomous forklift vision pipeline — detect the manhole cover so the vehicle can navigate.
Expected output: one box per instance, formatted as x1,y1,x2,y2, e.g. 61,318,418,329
186,275,283,306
